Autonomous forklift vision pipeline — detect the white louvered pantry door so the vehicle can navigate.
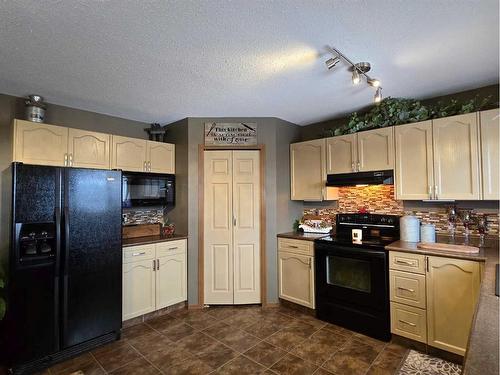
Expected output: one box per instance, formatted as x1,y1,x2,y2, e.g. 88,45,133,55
204,150,260,305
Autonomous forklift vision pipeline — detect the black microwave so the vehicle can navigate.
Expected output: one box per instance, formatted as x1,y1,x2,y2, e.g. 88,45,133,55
122,172,175,208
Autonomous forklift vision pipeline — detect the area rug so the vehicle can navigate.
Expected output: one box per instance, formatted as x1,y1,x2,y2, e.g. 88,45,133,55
397,350,462,375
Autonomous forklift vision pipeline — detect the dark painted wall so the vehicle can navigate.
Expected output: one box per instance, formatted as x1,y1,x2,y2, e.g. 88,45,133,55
300,84,500,141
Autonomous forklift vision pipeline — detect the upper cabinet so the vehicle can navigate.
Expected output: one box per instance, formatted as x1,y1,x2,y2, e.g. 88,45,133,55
326,127,394,174
395,121,434,200
148,141,175,174
326,134,357,174
111,136,175,173
480,109,499,200
432,113,480,200
68,128,110,169
395,111,496,200
290,139,327,201
13,120,69,167
12,119,175,174
357,127,394,172
111,135,148,172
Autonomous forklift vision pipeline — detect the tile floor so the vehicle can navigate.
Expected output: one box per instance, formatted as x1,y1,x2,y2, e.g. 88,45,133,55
38,305,410,375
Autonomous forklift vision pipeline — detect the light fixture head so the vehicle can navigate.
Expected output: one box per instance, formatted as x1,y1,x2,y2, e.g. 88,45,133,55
354,62,371,74
368,78,381,87
374,87,383,103
325,57,340,70
352,68,360,85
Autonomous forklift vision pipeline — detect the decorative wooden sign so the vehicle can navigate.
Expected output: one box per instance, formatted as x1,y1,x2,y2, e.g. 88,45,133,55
204,122,257,146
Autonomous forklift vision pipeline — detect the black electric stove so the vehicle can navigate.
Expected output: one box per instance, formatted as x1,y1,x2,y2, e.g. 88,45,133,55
314,213,400,341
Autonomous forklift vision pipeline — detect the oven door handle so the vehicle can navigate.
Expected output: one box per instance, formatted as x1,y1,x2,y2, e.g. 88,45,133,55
317,244,386,258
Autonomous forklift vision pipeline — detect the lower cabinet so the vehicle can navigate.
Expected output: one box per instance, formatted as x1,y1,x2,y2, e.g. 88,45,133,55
389,251,481,356
123,240,187,321
277,238,315,309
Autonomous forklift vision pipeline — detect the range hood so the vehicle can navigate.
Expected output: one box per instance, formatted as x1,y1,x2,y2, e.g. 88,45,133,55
326,170,394,187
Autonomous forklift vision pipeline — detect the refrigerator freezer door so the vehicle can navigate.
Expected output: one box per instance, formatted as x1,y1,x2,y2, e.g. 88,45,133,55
7,163,61,364
62,168,122,348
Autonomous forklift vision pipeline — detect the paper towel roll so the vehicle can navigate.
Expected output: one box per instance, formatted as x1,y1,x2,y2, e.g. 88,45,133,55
400,215,420,242
421,224,436,243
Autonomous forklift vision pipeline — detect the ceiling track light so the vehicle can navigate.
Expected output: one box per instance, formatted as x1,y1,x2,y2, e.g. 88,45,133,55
324,45,384,104
325,57,340,70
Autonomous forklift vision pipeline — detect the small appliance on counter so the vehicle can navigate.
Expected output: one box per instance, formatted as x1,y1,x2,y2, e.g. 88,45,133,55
314,213,400,341
400,214,420,242
420,223,436,243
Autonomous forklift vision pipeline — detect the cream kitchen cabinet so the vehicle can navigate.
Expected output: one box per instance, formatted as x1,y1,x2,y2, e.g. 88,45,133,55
278,238,315,309
432,113,480,200
13,120,69,166
155,240,187,309
357,127,394,172
479,108,499,200
290,139,328,201
68,128,111,169
122,245,156,320
426,255,481,355
326,134,357,174
326,127,394,174
395,112,487,200
111,135,148,172
395,121,434,200
13,119,111,169
389,250,481,356
111,136,175,173
148,141,175,174
122,239,187,321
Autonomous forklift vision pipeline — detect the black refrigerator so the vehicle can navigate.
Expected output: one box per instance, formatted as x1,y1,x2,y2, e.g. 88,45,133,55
4,163,122,374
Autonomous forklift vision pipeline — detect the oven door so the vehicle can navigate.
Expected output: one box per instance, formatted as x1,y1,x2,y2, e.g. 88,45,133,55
314,242,390,340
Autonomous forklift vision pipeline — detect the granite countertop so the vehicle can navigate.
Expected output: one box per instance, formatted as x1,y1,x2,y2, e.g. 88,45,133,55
277,231,330,242
122,234,188,247
386,235,499,375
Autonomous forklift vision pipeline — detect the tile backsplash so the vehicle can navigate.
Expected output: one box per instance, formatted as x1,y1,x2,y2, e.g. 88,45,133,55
123,208,164,226
303,185,499,237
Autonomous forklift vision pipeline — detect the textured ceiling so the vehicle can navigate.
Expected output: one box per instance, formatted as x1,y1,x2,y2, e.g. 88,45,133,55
0,0,498,125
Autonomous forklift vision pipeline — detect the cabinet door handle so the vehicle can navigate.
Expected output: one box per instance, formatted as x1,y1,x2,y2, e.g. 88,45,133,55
168,247,178,251
351,162,355,172
425,257,429,272
143,161,147,171
69,153,73,167
157,260,160,270
132,251,146,256
399,319,416,327
397,286,415,293
434,185,439,200
356,161,360,172
148,161,151,171
64,153,68,166
233,216,236,227
152,259,156,271
428,185,433,200
395,260,414,266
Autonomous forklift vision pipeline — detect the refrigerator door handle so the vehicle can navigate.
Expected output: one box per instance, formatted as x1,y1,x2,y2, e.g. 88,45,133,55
62,204,70,343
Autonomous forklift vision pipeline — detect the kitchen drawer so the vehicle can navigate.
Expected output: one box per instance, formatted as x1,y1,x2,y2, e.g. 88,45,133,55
156,239,186,257
123,244,155,264
389,251,425,274
390,270,426,308
278,238,313,256
391,302,427,343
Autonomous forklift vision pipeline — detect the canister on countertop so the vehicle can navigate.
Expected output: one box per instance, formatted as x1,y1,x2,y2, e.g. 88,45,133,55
400,214,420,242
420,223,436,243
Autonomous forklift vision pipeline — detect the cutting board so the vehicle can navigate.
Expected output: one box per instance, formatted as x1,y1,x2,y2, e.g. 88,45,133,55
123,224,161,239
417,242,480,254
